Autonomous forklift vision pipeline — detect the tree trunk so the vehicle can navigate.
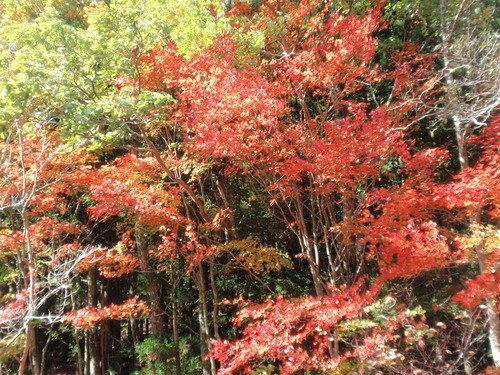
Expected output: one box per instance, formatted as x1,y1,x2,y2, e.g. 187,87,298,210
453,118,469,170
477,248,500,366
128,277,142,371
298,232,326,297
195,264,217,375
171,269,182,375
29,324,41,375
71,288,84,375
209,260,221,341
19,204,40,375
74,330,83,375
135,224,167,337
40,324,54,375
88,269,101,375
18,323,31,375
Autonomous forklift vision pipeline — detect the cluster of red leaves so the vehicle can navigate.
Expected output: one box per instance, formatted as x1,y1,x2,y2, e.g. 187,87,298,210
136,1,400,187
62,297,150,329
139,37,286,161
453,271,500,310
0,130,94,214
361,149,454,280
387,43,440,110
82,154,182,228
273,108,407,194
363,120,499,311
0,217,82,262
435,160,499,221
0,130,94,272
212,281,406,374
76,240,140,278
449,222,500,310
0,230,23,255
434,122,499,310
50,242,82,265
140,46,411,205
254,0,383,94
80,153,225,272
367,220,454,281
78,151,231,273
158,223,217,272
0,288,29,325
435,117,499,219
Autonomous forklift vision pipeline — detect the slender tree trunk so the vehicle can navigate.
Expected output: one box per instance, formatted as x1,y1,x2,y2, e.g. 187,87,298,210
293,193,326,297
298,232,326,297
467,202,500,367
195,264,217,375
28,324,40,375
172,299,181,375
40,324,54,375
88,326,100,373
129,317,141,370
88,269,100,375
100,316,109,375
128,277,141,371
171,268,182,375
209,260,221,341
453,119,469,170
135,224,166,337
84,331,89,375
20,197,40,375
71,289,84,375
477,246,500,366
18,323,31,375
215,175,237,241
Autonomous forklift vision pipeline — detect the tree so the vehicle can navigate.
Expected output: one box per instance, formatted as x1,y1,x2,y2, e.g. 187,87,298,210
0,124,96,374
435,0,499,171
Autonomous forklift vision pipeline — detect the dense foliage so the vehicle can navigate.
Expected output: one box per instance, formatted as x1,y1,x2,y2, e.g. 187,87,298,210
0,0,498,374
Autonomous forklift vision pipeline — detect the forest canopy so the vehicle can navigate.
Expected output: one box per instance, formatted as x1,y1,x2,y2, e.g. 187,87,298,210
0,0,498,374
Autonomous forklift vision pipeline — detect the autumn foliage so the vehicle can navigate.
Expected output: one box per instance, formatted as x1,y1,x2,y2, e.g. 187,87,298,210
0,0,498,374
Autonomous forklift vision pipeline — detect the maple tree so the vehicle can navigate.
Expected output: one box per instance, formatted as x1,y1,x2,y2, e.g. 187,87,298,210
0,124,95,374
